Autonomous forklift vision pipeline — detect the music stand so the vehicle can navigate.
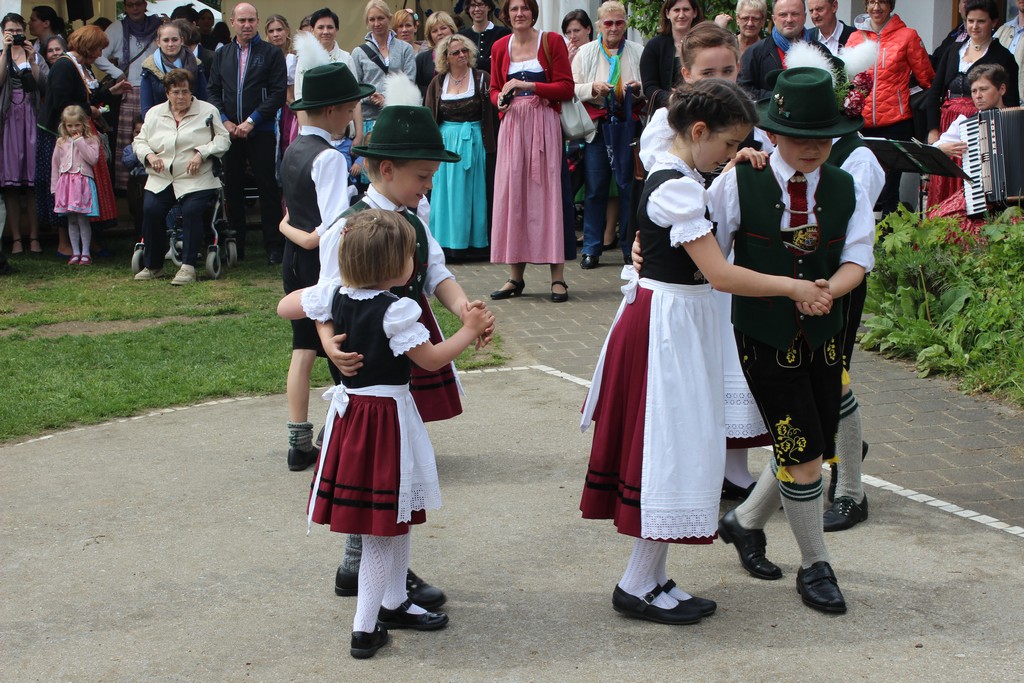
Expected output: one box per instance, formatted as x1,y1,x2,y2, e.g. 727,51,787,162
860,137,972,218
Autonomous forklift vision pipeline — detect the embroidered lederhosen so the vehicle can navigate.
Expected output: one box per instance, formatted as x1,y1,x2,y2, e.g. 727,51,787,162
731,164,856,476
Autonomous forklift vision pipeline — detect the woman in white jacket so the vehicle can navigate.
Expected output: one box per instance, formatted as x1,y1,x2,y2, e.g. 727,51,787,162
133,68,230,284
571,1,644,268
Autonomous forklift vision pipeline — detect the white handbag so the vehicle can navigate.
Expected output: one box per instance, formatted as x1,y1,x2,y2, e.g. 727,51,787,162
560,95,597,141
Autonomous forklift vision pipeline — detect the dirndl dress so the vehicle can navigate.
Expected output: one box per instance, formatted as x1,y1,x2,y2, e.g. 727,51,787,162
580,156,726,543
0,81,37,188
431,82,489,250
927,97,976,208
53,172,99,216
307,292,442,536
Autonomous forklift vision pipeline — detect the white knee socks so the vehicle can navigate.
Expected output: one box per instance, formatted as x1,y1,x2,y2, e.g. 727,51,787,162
352,533,425,633
735,461,782,530
67,214,92,257
835,391,865,501
619,538,676,608
724,448,756,488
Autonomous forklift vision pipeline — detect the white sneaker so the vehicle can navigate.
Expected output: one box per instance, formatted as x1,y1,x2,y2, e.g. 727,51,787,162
134,267,165,281
170,264,196,286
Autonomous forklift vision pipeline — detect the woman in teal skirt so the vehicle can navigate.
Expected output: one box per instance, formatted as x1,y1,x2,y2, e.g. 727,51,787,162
423,34,496,259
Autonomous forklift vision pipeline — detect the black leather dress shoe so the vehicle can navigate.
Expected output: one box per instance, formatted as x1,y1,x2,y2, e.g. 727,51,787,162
580,253,599,269
612,585,703,625
796,561,847,614
267,250,283,266
406,569,447,610
335,565,358,597
335,568,447,610
717,510,783,580
662,580,716,617
823,494,869,532
287,446,318,471
377,599,449,631
721,478,756,501
350,625,389,659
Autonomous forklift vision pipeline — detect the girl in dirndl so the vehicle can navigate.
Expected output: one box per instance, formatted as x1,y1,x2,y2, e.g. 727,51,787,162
51,105,100,264
579,79,833,626
306,209,493,660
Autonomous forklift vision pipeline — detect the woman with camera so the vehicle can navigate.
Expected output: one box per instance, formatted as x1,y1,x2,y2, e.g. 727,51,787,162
0,13,45,254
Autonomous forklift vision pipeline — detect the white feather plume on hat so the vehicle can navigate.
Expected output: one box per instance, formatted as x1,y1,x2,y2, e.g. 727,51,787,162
784,42,837,84
292,30,329,75
838,40,878,79
383,72,423,107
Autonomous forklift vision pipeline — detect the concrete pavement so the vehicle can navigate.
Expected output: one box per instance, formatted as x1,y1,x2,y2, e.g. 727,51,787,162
3,260,1023,681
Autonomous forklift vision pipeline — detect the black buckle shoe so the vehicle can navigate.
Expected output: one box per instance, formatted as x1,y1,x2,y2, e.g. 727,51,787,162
377,599,449,631
823,494,869,532
796,561,847,614
611,585,702,625
350,625,389,659
717,510,783,580
721,478,756,501
580,253,599,269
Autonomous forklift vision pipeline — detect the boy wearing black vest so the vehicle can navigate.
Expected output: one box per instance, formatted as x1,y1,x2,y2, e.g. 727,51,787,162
709,68,876,614
278,63,374,472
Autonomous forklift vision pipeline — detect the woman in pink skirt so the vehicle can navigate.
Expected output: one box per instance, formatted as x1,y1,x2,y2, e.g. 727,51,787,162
488,0,574,303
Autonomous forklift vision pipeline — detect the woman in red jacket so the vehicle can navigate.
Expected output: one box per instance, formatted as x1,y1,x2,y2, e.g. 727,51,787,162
845,0,933,217
488,0,575,303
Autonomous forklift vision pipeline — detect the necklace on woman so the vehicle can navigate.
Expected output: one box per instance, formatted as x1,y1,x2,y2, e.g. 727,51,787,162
451,73,465,86
972,40,989,52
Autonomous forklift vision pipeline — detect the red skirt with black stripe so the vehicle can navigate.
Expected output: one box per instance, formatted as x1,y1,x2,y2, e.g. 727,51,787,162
308,395,426,536
579,287,714,545
411,294,463,423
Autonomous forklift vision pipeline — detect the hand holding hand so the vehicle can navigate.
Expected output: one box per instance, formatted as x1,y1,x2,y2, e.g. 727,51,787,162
793,279,833,316
463,301,495,336
462,300,494,349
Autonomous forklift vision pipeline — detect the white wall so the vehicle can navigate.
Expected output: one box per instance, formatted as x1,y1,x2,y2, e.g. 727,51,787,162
834,0,956,53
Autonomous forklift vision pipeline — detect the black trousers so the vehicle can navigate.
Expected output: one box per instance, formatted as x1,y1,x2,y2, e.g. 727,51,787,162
222,131,283,258
141,187,217,269
735,330,844,470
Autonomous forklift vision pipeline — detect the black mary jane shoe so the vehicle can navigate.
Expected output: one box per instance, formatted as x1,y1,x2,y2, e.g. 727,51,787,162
612,585,703,625
661,580,716,617
721,478,756,502
550,280,569,303
796,561,847,614
490,278,525,300
717,510,783,580
377,599,449,631
351,625,389,659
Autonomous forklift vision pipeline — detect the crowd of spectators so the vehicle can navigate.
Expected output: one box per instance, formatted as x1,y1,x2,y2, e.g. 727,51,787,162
1,0,1021,279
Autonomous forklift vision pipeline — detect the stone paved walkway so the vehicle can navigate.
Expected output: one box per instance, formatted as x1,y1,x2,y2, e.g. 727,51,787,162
449,259,1024,531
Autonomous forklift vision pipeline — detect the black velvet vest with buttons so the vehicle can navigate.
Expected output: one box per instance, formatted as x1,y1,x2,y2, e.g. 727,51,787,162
638,169,708,285
281,134,333,232
732,163,855,351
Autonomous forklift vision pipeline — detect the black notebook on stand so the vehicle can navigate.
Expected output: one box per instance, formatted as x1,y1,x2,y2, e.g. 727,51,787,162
860,136,970,181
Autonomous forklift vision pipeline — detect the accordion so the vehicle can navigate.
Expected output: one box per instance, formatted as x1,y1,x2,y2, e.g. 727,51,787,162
962,107,1024,216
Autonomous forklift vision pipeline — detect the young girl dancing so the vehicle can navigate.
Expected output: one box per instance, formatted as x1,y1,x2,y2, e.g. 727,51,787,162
579,78,833,626
305,209,494,659
50,105,100,265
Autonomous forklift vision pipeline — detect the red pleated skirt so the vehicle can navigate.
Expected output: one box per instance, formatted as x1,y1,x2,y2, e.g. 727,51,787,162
308,395,426,536
411,294,463,423
579,287,714,545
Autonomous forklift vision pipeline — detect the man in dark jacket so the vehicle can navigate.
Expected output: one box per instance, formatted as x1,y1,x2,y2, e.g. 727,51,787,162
739,0,830,101
807,0,855,56
208,2,287,264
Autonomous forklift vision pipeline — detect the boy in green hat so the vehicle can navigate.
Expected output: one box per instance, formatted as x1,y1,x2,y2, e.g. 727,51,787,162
278,62,375,473
709,67,876,614
280,104,493,622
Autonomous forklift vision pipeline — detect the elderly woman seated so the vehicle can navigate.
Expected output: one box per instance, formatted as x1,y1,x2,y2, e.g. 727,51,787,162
132,68,230,285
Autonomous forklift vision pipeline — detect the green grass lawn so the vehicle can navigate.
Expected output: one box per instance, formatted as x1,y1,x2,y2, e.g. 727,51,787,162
0,241,504,442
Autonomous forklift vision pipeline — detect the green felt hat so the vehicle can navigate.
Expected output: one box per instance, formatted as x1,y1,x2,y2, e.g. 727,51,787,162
756,67,863,139
351,105,460,162
289,63,375,111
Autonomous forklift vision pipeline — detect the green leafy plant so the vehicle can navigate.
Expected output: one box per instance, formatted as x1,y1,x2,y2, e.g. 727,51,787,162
624,0,744,38
862,206,1024,404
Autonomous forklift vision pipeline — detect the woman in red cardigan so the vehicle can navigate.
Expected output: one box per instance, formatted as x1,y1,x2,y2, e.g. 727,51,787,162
488,0,575,303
